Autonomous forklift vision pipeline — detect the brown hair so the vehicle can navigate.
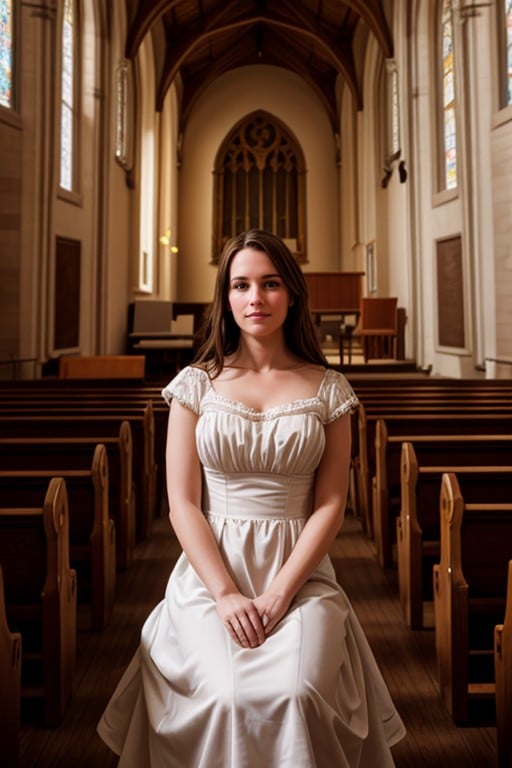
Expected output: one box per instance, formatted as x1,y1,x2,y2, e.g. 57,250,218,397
193,229,328,376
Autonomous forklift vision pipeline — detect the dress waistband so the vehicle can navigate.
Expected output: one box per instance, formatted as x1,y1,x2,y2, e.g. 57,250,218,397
202,469,313,521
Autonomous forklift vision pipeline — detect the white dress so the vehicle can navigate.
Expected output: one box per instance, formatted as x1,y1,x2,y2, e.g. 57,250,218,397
98,366,405,767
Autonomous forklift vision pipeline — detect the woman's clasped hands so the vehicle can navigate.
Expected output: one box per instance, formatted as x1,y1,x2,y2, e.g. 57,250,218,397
216,590,290,648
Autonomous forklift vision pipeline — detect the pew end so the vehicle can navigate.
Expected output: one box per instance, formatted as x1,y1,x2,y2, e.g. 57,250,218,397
495,560,512,768
397,441,426,629
434,472,512,724
0,443,116,633
0,565,22,767
0,478,77,726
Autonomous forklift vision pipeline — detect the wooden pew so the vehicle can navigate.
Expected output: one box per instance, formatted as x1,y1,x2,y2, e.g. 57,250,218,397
0,444,115,631
495,560,512,768
0,565,21,767
0,422,135,571
358,409,512,563
0,405,156,542
0,478,76,726
347,380,512,397
433,472,512,724
374,425,512,567
398,441,512,628
0,393,169,520
59,355,146,380
0,385,168,520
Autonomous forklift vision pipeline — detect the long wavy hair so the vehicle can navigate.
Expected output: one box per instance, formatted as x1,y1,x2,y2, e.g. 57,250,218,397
193,229,328,377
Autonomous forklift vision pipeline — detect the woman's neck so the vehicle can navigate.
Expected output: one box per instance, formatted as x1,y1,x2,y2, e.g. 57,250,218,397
227,336,300,373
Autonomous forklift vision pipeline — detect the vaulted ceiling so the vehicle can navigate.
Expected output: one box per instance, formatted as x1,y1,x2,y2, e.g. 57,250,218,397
124,1,393,131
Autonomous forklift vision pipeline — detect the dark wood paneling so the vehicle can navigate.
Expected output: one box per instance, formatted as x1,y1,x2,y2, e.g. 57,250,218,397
54,236,80,350
436,236,464,348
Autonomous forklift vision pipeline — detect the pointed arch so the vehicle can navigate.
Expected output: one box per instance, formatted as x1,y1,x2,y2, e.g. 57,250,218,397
212,110,307,264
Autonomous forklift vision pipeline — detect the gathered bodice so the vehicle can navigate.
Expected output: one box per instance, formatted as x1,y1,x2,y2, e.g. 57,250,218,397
162,365,358,528
197,406,325,522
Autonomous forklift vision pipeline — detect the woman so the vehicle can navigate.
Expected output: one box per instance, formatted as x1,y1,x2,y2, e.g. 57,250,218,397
98,230,405,767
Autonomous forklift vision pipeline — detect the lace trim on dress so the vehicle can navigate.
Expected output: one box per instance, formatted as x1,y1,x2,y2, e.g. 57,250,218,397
205,393,324,422
162,365,359,423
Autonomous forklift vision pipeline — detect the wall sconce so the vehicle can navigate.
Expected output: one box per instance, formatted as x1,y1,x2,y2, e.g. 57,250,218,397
381,167,392,188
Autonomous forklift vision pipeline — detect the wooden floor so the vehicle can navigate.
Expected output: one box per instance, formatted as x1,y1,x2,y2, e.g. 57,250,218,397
20,510,497,768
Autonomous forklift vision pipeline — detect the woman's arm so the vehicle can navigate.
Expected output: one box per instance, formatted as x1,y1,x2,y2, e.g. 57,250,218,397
166,399,265,648
253,411,352,633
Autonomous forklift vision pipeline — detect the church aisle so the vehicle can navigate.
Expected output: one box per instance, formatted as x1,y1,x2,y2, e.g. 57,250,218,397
20,512,496,767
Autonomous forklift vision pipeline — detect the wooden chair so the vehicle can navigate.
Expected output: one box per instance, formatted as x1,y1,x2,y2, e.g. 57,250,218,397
433,472,512,724
495,560,512,768
357,297,397,362
0,478,77,726
0,565,21,767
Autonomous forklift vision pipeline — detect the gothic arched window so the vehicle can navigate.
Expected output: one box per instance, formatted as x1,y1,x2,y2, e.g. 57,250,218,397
438,0,458,191
59,0,79,192
212,111,307,264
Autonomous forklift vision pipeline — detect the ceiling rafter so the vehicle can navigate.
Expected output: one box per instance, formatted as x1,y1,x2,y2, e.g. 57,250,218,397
180,37,338,131
344,0,393,57
125,0,179,59
124,1,394,131
156,10,362,111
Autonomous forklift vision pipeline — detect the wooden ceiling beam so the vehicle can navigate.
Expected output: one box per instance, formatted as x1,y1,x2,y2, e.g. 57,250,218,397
180,41,338,132
156,9,362,110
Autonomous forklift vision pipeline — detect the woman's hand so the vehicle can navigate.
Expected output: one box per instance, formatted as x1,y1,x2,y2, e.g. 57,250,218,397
216,592,266,648
253,591,291,636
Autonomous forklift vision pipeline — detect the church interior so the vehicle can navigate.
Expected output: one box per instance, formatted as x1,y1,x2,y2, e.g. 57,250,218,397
1,1,512,766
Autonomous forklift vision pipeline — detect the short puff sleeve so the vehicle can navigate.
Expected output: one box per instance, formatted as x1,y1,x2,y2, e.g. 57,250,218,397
161,366,209,415
321,369,359,424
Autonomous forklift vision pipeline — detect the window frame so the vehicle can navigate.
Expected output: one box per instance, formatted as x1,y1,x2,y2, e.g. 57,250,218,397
435,0,458,195
0,0,21,126
58,0,81,199
497,0,512,110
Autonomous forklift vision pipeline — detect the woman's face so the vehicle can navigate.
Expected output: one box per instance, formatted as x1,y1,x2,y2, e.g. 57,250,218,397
227,247,291,340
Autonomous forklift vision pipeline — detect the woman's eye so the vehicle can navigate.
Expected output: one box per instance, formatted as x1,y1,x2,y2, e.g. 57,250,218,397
264,280,280,288
233,282,248,290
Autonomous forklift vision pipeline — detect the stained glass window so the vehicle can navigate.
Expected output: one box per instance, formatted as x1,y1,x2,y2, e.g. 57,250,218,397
60,0,75,190
441,0,457,190
506,0,512,105
0,0,13,109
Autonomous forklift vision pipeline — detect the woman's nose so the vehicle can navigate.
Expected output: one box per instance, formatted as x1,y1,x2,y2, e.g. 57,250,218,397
249,286,263,303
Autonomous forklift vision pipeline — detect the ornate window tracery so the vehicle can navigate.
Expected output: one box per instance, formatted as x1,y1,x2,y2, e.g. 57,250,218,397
212,111,307,264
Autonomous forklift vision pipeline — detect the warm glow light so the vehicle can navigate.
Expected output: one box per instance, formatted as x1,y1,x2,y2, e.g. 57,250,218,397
159,228,178,254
